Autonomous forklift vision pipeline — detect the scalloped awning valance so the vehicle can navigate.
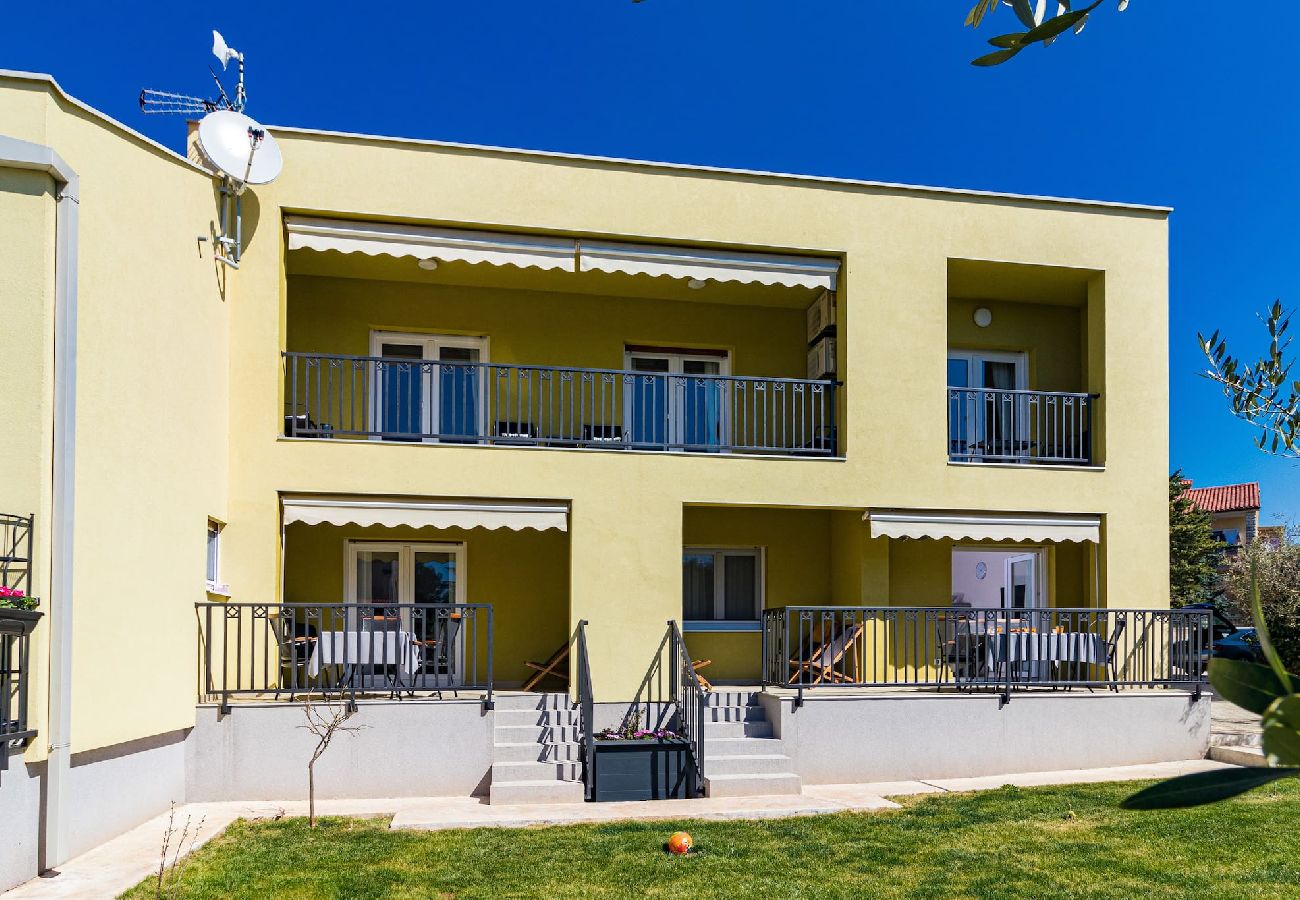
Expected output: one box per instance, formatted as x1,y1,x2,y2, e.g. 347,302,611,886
866,510,1100,543
285,216,838,291
282,495,569,532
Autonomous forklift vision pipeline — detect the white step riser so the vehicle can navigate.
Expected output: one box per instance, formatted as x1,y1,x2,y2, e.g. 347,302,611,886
493,742,583,763
701,737,786,757
703,721,772,739
492,762,582,783
492,693,575,711
495,709,582,727
494,724,582,744
705,707,765,723
705,754,794,776
703,773,802,798
1209,732,1262,749
489,780,586,805
1209,745,1268,767
704,692,761,708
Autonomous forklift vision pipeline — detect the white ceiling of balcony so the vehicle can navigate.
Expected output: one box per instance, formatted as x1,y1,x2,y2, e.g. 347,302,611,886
284,216,837,309
866,510,1100,543
282,495,569,532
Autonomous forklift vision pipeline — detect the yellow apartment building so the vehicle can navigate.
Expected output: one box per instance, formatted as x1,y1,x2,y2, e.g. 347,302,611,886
0,69,1211,887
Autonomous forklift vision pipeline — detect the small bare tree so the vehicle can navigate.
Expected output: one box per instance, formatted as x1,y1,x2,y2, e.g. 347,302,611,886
299,693,366,828
154,801,206,898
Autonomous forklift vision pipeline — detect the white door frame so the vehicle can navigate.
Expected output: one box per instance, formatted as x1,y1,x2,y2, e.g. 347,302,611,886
345,540,468,685
623,348,732,449
369,331,490,441
948,349,1029,459
1003,551,1043,609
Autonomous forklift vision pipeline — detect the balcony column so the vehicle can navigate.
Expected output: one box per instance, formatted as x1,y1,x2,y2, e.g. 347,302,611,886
568,489,681,703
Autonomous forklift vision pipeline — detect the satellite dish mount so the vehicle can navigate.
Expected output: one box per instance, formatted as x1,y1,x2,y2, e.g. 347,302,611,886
138,31,283,267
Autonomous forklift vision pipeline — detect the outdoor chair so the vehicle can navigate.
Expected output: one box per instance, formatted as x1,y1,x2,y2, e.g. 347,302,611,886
411,609,462,697
272,614,319,699
1103,617,1127,692
935,614,986,688
523,639,570,691
788,618,865,685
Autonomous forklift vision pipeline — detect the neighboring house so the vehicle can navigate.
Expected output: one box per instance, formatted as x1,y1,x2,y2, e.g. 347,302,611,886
1185,482,1261,552
0,71,1209,888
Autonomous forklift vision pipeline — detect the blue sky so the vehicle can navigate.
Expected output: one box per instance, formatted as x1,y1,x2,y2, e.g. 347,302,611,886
3,2,1296,519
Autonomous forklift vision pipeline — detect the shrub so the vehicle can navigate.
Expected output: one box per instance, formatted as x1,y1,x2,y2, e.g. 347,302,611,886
1225,532,1300,672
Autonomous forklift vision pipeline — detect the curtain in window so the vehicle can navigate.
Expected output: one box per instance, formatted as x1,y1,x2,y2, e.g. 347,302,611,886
723,554,757,620
682,553,715,619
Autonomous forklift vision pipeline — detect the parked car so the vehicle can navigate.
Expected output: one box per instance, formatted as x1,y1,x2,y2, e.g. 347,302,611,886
1172,603,1240,677
1212,627,1264,663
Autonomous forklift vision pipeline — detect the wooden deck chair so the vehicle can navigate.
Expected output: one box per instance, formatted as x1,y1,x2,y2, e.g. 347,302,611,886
788,619,865,685
522,641,570,691
690,658,714,692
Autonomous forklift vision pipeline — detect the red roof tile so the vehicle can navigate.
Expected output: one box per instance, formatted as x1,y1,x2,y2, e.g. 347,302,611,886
1185,482,1260,513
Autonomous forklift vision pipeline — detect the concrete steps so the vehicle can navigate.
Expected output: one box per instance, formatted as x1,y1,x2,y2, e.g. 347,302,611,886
489,693,585,805
700,694,800,799
1209,745,1268,768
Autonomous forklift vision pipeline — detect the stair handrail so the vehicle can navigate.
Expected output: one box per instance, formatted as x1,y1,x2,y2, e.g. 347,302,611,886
668,620,706,791
575,619,594,801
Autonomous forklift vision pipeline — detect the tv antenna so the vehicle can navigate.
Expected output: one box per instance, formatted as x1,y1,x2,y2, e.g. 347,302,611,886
139,30,247,115
138,30,283,268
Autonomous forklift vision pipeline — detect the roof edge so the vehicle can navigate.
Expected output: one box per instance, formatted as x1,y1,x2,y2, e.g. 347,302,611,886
269,122,1172,216
0,69,205,174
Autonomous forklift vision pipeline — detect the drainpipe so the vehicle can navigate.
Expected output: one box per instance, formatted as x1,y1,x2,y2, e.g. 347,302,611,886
0,134,79,870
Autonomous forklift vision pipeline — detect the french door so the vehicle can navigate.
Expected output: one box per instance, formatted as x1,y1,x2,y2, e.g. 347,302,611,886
346,541,466,686
1003,552,1040,610
947,350,1028,461
370,331,487,442
624,349,730,450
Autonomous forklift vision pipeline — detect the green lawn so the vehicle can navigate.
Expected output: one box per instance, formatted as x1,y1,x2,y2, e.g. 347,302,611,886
126,780,1300,899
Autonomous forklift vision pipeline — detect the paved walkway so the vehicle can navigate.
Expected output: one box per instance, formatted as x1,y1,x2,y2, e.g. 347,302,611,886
4,759,1234,900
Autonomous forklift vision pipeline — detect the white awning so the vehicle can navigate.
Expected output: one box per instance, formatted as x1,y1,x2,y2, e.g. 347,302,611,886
578,241,839,291
285,216,577,272
282,496,569,532
285,215,840,290
866,510,1100,543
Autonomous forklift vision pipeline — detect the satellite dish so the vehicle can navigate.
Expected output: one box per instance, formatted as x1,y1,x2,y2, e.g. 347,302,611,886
196,110,283,185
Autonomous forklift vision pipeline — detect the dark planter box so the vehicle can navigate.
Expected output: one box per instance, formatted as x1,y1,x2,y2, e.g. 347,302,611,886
0,608,42,637
591,739,697,802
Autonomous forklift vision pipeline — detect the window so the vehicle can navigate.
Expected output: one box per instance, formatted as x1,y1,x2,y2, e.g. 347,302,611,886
205,520,222,590
948,350,1028,461
346,541,465,606
682,548,762,631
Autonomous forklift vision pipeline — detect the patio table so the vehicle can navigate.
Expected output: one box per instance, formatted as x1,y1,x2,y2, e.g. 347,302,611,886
307,629,419,678
984,631,1107,683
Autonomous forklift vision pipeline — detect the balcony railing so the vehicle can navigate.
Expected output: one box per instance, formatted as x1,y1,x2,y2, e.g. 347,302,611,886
284,352,838,456
196,602,494,712
762,606,1210,703
1,616,37,769
948,388,1096,465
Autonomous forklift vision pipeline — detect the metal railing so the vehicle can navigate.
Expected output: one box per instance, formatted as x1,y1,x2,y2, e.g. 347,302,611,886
284,352,838,456
0,513,33,596
948,388,1096,465
196,602,493,712
668,620,706,788
1,624,35,770
575,619,595,801
763,606,1210,705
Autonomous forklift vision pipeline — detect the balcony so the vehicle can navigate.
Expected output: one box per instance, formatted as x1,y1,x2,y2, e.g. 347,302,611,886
947,387,1096,466
284,352,838,457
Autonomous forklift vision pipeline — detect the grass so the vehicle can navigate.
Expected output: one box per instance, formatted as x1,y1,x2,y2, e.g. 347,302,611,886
124,779,1300,899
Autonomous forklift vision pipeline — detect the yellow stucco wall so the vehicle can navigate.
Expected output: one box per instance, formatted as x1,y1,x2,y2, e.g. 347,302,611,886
948,297,1085,393
282,522,568,687
1,76,230,753
286,275,806,378
1,72,1170,718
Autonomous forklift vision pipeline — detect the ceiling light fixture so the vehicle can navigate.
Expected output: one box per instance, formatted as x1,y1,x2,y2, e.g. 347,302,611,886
973,307,993,327
687,278,706,290
417,258,440,271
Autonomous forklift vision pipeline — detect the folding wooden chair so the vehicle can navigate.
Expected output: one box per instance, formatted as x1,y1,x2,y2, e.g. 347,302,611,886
788,619,865,685
522,641,570,691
